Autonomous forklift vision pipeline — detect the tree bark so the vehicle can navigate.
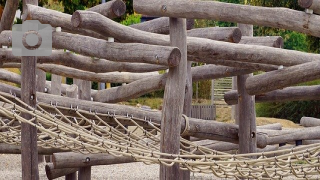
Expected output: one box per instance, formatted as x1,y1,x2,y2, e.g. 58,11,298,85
299,0,320,15
134,0,320,38
87,0,126,19
0,0,19,32
246,60,320,95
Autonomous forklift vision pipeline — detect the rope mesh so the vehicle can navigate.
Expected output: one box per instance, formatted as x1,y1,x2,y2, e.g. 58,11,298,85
0,92,319,179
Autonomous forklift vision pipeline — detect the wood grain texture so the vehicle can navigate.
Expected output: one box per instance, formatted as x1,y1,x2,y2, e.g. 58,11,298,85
240,36,283,48
130,17,194,34
160,18,187,180
225,85,320,105
0,0,19,32
0,49,167,73
237,24,256,154
69,11,320,67
134,0,320,37
45,163,77,180
299,0,320,14
187,27,241,43
51,74,61,95
246,60,320,95
87,0,126,19
300,117,320,127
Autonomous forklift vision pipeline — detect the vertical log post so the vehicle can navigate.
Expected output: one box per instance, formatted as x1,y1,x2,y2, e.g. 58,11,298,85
73,79,91,180
159,18,186,180
51,27,62,96
231,77,238,123
237,23,257,154
21,0,39,179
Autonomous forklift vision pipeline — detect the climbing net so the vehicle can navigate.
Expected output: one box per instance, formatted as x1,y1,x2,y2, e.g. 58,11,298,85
0,92,319,179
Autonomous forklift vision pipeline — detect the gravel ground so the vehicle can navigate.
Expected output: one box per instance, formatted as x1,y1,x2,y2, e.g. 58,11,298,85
0,154,223,180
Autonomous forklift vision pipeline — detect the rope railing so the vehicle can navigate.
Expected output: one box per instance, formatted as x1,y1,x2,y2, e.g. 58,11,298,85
0,92,318,179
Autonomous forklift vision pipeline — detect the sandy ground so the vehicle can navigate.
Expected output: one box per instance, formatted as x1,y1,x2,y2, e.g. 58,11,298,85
0,154,221,180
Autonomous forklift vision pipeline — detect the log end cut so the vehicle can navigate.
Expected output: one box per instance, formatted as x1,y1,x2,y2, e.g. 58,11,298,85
71,11,82,28
232,28,242,43
298,0,313,8
112,0,126,17
168,47,181,67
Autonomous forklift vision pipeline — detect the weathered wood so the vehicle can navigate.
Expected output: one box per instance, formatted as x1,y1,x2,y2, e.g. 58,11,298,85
130,17,194,34
225,85,320,105
0,68,21,84
207,60,278,72
299,0,320,14
69,11,320,67
246,60,320,95
21,0,39,179
237,24,256,154
0,0,19,32
240,36,283,48
0,143,69,154
92,65,251,103
231,77,238,123
160,18,187,180
65,172,77,180
187,27,241,43
66,84,78,99
45,163,78,180
0,49,167,73
51,74,62,96
36,69,46,92
134,0,320,38
257,123,282,130
87,0,126,19
302,139,320,145
52,152,134,169
300,117,320,127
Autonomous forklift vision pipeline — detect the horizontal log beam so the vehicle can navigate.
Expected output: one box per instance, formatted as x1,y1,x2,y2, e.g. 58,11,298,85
134,0,320,38
240,36,283,48
45,163,78,180
257,123,282,130
186,27,241,43
130,17,194,34
87,0,126,19
0,49,167,73
0,31,181,67
300,117,320,127
53,152,134,169
70,10,320,67
246,60,320,95
92,65,251,103
299,0,320,14
224,85,320,105
0,143,70,155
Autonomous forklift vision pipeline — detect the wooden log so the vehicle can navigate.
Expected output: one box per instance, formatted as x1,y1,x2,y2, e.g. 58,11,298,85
92,65,251,103
299,0,320,15
51,74,62,96
69,11,320,67
246,60,320,95
240,36,283,48
207,60,278,72
52,152,134,169
87,0,126,19
0,49,167,73
133,0,320,38
257,123,282,130
66,84,78,99
0,0,19,32
37,68,46,163
130,17,194,34
38,64,159,83
0,68,21,84
159,17,187,180
45,163,78,180
225,85,320,105
0,88,268,148
21,0,39,179
300,117,320,127
302,139,320,145
187,27,241,43
0,143,70,154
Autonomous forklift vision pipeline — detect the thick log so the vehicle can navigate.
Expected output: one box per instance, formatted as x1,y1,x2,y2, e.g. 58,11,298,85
0,69,21,84
130,17,194,34
87,0,126,19
159,18,187,180
0,0,19,32
257,123,282,130
240,36,283,48
302,139,320,145
0,143,69,154
134,0,320,38
0,49,167,73
0,88,268,148
0,31,181,67
300,117,320,127
225,85,320,105
69,11,320,67
45,163,78,180
299,0,320,15
53,152,134,169
246,60,320,95
187,27,241,43
92,65,251,103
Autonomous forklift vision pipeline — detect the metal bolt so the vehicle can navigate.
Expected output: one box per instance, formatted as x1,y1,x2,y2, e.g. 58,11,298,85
30,95,34,100
84,157,90,163
161,5,167,12
155,55,159,59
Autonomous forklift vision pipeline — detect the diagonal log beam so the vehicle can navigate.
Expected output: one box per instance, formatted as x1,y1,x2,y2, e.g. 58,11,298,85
224,85,320,105
240,36,283,48
246,60,320,95
187,27,241,43
70,10,320,67
87,0,126,19
134,0,320,38
0,0,19,32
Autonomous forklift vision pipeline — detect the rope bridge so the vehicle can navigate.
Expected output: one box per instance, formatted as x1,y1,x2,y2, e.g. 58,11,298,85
0,92,319,179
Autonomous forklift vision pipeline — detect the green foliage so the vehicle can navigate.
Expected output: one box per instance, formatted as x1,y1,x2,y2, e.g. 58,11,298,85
120,14,141,26
57,0,99,14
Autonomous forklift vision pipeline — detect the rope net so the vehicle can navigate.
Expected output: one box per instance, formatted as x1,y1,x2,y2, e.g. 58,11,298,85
0,92,319,179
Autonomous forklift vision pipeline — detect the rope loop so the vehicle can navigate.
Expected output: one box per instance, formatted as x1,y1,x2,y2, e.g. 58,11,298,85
181,114,190,137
